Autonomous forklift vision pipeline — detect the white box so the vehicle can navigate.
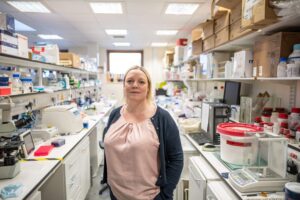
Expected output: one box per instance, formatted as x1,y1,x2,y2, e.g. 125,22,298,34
32,44,59,64
16,33,29,58
233,49,253,78
0,30,17,45
0,42,18,56
174,46,185,65
203,52,231,78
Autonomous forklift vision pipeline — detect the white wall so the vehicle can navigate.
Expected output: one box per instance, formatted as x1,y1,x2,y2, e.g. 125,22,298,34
98,47,166,105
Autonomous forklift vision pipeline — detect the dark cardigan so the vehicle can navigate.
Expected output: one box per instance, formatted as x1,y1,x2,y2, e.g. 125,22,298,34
101,106,184,200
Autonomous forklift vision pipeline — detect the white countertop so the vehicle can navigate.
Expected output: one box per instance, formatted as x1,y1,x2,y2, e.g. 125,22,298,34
0,160,60,200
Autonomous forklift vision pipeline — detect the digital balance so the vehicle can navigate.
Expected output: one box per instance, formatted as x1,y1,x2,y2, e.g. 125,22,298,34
229,134,289,193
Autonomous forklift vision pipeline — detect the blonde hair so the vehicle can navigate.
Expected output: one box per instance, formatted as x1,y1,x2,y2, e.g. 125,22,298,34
123,66,153,102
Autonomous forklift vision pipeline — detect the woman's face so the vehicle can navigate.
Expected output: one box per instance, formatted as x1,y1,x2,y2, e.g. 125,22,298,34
124,69,149,102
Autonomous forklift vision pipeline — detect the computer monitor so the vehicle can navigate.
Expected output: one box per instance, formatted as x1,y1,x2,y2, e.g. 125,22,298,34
223,81,241,105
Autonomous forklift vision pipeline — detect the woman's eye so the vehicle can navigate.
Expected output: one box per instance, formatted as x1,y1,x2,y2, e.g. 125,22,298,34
139,80,145,84
127,80,133,84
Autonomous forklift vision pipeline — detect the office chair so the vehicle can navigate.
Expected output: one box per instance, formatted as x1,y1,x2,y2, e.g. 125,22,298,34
99,141,109,195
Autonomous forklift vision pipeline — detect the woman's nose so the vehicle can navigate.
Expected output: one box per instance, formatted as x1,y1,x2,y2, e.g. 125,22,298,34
133,81,138,87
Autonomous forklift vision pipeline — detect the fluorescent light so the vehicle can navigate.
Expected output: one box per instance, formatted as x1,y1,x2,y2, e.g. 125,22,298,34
7,1,51,13
151,42,168,47
90,2,122,14
38,34,63,40
113,42,130,47
14,19,36,31
165,3,199,15
156,30,178,35
105,29,127,35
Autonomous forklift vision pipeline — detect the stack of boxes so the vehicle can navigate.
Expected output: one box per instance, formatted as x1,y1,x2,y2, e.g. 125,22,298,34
59,52,81,68
0,13,28,58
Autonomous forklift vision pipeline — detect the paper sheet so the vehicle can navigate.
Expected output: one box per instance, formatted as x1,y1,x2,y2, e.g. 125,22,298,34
201,102,210,132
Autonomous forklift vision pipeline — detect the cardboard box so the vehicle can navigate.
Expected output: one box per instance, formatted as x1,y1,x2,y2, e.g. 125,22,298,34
31,44,60,64
215,0,240,10
201,20,214,39
16,33,29,58
0,30,17,45
215,26,229,47
60,52,81,68
0,44,18,56
192,39,203,55
203,35,215,51
214,11,230,33
230,2,242,24
230,19,253,40
241,0,277,29
191,25,202,42
254,32,300,77
0,14,15,33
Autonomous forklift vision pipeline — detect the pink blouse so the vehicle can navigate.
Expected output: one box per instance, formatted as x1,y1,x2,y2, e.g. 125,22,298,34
104,106,160,200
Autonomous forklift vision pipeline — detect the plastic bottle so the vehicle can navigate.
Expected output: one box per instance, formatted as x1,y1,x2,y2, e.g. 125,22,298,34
20,77,33,93
11,73,22,95
287,44,300,77
277,58,287,77
64,74,70,89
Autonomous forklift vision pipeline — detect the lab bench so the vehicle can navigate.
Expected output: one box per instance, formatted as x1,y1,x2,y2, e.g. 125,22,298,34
0,102,116,200
183,133,285,200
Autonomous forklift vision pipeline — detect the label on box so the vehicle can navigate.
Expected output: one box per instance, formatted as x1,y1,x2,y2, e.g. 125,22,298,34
253,66,257,77
244,0,260,20
0,41,18,49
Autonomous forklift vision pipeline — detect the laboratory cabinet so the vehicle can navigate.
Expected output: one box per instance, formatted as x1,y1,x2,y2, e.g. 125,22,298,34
64,137,90,200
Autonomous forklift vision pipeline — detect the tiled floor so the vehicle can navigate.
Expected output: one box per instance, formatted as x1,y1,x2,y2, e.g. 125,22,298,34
85,166,111,200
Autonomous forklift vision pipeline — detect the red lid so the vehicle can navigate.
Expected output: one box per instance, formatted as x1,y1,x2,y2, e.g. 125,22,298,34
291,107,300,113
217,123,263,137
278,113,288,119
280,122,288,128
297,127,300,131
262,114,271,117
275,107,285,113
267,122,274,126
254,116,262,122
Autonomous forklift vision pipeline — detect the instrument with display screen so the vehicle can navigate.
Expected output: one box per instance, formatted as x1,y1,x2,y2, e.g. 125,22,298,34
229,134,289,192
42,104,83,134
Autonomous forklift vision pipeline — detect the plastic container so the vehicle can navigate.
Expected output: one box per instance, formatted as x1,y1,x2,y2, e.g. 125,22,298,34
20,77,33,93
261,114,271,123
296,127,300,142
289,107,300,129
278,113,288,125
287,44,300,77
11,73,22,95
285,182,300,200
63,74,70,89
277,57,287,77
217,123,263,165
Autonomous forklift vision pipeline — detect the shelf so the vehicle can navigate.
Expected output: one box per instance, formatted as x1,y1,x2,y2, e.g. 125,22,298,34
0,53,95,75
257,77,300,81
184,77,255,82
205,14,300,53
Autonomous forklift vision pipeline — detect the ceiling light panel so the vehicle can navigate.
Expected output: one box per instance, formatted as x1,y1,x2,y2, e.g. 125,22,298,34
165,3,199,15
90,2,122,14
38,34,63,39
113,42,130,47
7,1,51,13
151,42,168,47
105,29,127,35
156,30,178,35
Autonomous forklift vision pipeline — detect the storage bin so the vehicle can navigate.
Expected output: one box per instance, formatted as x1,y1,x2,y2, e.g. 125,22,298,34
217,123,263,165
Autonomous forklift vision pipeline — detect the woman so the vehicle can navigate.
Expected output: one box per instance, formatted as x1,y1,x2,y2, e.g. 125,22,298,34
102,66,183,200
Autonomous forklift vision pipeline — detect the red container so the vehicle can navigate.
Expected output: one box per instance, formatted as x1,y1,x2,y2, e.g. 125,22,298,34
176,38,188,46
0,87,11,96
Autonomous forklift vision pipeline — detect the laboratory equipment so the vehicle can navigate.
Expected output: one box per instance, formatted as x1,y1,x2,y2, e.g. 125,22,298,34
0,137,24,179
0,101,16,135
31,126,59,141
223,81,241,105
19,130,35,158
42,105,83,134
229,134,289,193
217,123,263,165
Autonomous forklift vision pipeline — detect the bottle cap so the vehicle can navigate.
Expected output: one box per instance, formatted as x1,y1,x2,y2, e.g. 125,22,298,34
12,73,20,78
278,113,288,119
291,107,300,113
279,57,287,62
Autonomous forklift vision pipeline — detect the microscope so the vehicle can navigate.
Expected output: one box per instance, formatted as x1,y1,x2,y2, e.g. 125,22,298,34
0,101,16,136
0,137,24,179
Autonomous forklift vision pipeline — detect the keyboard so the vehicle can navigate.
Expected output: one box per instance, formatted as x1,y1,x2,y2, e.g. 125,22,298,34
189,132,211,145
